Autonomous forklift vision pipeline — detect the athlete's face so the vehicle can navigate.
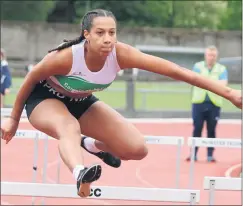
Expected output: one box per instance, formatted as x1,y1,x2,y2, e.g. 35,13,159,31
84,17,117,57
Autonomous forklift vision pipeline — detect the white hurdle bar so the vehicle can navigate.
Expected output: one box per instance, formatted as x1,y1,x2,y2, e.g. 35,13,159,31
187,137,241,189
203,176,242,205
1,108,28,118
1,182,200,205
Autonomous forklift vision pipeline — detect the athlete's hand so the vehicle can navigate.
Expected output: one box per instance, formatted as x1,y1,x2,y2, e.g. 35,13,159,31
1,117,19,144
228,89,242,109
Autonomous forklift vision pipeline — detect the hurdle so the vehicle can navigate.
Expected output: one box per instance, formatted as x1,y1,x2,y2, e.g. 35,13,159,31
187,137,241,189
1,181,200,205
55,135,184,188
13,129,49,205
2,110,195,204
8,130,186,204
1,108,28,118
46,134,184,188
144,135,184,188
13,130,184,189
203,176,242,205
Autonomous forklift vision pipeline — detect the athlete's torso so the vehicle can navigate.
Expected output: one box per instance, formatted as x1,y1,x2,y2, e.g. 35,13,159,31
46,41,121,98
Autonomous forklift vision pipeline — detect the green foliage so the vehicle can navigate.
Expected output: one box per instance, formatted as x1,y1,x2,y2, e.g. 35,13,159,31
218,1,242,30
170,1,226,29
1,0,242,30
1,0,56,22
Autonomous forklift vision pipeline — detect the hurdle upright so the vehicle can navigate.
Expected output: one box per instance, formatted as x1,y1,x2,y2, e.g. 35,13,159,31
187,137,241,188
145,135,184,188
14,130,41,204
203,176,242,205
13,130,50,205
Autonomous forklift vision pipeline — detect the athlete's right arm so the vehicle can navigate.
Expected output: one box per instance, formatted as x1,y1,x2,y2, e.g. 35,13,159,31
10,48,72,121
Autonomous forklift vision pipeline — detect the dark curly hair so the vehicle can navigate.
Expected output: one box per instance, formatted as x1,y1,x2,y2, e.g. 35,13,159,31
48,9,116,53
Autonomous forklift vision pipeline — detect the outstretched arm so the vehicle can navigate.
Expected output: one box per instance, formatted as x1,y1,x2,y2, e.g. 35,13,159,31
116,43,234,102
10,49,72,121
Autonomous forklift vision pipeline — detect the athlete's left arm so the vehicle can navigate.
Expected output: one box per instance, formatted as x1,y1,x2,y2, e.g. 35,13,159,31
116,42,233,101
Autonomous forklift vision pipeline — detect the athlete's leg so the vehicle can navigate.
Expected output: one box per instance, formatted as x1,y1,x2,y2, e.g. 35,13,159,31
29,98,84,171
80,135,122,167
82,136,130,161
28,98,101,197
79,101,148,160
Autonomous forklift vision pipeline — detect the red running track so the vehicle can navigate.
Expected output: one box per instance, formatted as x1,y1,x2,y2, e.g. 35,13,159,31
1,120,241,205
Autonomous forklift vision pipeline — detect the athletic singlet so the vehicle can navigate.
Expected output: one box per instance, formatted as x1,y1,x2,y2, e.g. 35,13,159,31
46,41,121,98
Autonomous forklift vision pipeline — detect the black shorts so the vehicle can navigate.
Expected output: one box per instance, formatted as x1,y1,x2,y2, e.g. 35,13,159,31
25,80,99,120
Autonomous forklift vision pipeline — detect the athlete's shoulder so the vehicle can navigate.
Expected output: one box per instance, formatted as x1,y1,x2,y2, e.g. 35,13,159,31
115,42,139,54
45,46,73,63
36,47,73,76
114,42,142,69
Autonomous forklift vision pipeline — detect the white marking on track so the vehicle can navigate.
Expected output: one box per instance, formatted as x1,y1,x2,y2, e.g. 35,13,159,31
136,164,155,188
225,163,242,177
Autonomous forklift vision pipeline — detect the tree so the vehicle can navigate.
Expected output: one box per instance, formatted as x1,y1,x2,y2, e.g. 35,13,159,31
218,1,242,30
1,0,56,22
86,0,227,29
2,0,241,31
86,0,151,26
167,1,226,30
47,0,86,23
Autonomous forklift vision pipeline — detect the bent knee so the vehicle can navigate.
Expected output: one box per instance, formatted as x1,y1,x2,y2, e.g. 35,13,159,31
121,143,148,160
54,118,81,139
132,144,148,160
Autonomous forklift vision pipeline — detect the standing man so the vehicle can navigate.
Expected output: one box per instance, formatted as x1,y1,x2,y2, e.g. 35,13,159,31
1,48,12,108
187,46,228,162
